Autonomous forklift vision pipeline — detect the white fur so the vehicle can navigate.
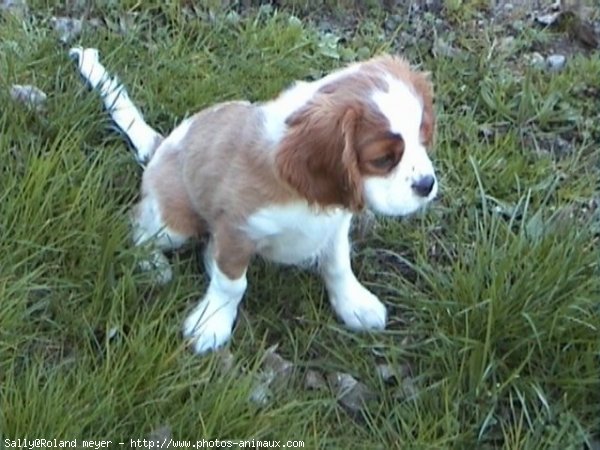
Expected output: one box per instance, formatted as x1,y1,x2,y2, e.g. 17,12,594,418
247,206,386,330
131,195,189,284
182,259,247,354
71,47,190,283
71,48,436,355
319,214,387,329
146,116,193,168
70,47,162,163
261,64,360,144
245,203,349,265
365,76,438,215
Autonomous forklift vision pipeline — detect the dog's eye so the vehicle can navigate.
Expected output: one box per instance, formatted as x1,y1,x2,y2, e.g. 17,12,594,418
370,154,396,169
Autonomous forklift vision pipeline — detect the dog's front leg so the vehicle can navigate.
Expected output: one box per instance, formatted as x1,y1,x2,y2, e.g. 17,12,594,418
319,214,387,331
183,222,254,354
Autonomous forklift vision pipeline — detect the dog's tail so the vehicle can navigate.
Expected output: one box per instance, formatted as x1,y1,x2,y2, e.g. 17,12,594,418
69,47,163,165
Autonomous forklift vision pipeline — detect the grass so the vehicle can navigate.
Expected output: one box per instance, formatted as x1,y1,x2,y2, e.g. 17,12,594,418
1,1,599,448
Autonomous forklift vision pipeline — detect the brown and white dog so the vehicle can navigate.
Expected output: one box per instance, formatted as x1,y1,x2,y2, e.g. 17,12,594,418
69,47,438,354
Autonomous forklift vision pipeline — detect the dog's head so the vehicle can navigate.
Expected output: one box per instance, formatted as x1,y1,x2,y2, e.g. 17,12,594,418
276,55,437,216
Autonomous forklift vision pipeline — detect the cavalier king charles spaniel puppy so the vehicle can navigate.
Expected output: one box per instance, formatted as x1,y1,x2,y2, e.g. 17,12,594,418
69,46,438,354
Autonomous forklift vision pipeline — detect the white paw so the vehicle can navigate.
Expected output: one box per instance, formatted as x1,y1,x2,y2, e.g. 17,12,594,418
138,251,172,285
69,47,106,89
182,298,237,355
330,283,387,331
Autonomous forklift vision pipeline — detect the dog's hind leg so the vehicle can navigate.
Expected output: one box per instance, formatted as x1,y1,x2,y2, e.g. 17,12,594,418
69,47,163,164
69,47,200,284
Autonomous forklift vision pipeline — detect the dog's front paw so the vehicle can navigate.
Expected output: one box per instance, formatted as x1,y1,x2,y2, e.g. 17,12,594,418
182,297,236,355
330,282,387,331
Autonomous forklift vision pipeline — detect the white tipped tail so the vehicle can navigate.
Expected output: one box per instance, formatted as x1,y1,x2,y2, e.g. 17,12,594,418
69,47,163,164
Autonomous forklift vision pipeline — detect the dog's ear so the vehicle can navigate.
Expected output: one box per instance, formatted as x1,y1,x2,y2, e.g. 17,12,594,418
275,99,364,211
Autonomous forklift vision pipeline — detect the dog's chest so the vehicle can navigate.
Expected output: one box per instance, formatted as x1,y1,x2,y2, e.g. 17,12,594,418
244,204,350,265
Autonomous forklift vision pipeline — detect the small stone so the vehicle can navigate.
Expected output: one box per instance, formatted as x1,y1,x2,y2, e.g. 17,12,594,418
318,20,333,34
0,0,28,17
535,12,561,26
511,19,525,32
432,37,460,58
51,17,83,43
478,124,495,138
217,349,236,375
499,36,516,54
287,15,302,28
546,54,566,72
528,52,545,68
356,46,371,61
327,372,378,412
88,18,103,28
393,377,419,401
249,374,274,406
10,84,47,111
375,363,411,384
225,10,240,24
304,370,327,391
258,3,273,16
248,346,293,406
107,327,119,340
384,14,401,32
262,345,293,378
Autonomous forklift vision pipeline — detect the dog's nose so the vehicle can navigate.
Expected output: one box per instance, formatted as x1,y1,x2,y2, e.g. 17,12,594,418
411,175,436,197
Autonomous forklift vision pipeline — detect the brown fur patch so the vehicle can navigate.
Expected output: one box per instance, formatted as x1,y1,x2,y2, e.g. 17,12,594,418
364,55,436,147
275,98,367,211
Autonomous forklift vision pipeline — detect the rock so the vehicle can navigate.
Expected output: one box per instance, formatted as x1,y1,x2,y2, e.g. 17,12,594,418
393,376,420,401
355,46,371,61
10,84,47,111
546,54,566,72
225,10,240,24
304,369,327,391
0,0,28,17
499,36,516,53
318,32,341,59
384,14,401,32
327,372,378,412
527,52,545,68
287,15,302,28
375,363,411,384
511,19,525,32
249,377,272,406
248,345,294,406
535,12,561,26
258,3,273,16
217,349,236,375
51,17,83,43
107,327,119,341
262,345,293,378
432,37,460,58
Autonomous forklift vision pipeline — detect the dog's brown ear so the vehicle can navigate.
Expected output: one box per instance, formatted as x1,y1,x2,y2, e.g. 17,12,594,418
275,99,364,211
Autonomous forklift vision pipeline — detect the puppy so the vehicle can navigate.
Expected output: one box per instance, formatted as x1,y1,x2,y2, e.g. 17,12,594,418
69,47,438,354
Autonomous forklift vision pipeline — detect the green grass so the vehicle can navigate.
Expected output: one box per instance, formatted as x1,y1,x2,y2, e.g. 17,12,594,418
1,1,599,448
